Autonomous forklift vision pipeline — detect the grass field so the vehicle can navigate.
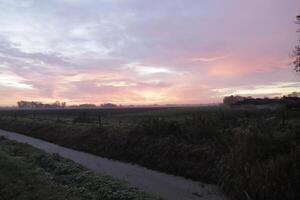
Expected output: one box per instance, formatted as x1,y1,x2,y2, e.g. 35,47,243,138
0,106,299,200
0,136,160,200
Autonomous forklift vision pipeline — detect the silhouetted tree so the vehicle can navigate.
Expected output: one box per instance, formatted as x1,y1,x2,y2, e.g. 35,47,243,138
293,15,300,72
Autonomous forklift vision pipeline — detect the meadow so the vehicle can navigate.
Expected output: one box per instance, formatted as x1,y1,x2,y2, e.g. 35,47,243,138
0,106,299,200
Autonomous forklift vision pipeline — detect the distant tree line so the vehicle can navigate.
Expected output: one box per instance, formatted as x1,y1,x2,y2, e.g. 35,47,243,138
18,101,119,109
17,101,66,109
223,92,300,108
223,95,252,105
68,103,118,108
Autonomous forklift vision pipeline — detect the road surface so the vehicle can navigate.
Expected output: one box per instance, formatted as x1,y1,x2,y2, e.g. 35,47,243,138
0,129,227,200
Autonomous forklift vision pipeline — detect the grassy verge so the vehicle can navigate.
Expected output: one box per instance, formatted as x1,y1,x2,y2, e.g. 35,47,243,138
0,108,300,200
0,136,160,200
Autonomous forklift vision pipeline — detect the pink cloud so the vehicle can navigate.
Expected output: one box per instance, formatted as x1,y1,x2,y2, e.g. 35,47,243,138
0,0,299,105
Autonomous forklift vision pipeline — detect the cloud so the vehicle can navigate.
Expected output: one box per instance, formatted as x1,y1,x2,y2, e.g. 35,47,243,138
190,55,230,62
0,40,75,68
124,62,177,75
0,0,299,105
0,71,32,89
213,82,300,97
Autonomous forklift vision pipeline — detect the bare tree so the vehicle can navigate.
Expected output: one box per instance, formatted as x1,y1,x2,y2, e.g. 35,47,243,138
293,15,300,72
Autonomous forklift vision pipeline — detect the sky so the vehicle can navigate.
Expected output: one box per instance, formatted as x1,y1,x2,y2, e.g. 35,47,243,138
0,0,299,106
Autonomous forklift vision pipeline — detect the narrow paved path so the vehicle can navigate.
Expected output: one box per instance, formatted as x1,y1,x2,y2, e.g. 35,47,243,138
0,129,227,200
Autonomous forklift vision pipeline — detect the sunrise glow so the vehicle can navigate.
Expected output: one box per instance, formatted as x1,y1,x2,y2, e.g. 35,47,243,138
0,0,299,106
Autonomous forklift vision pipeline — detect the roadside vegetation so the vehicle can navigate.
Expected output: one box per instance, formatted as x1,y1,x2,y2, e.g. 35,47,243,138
0,106,299,200
0,136,160,200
